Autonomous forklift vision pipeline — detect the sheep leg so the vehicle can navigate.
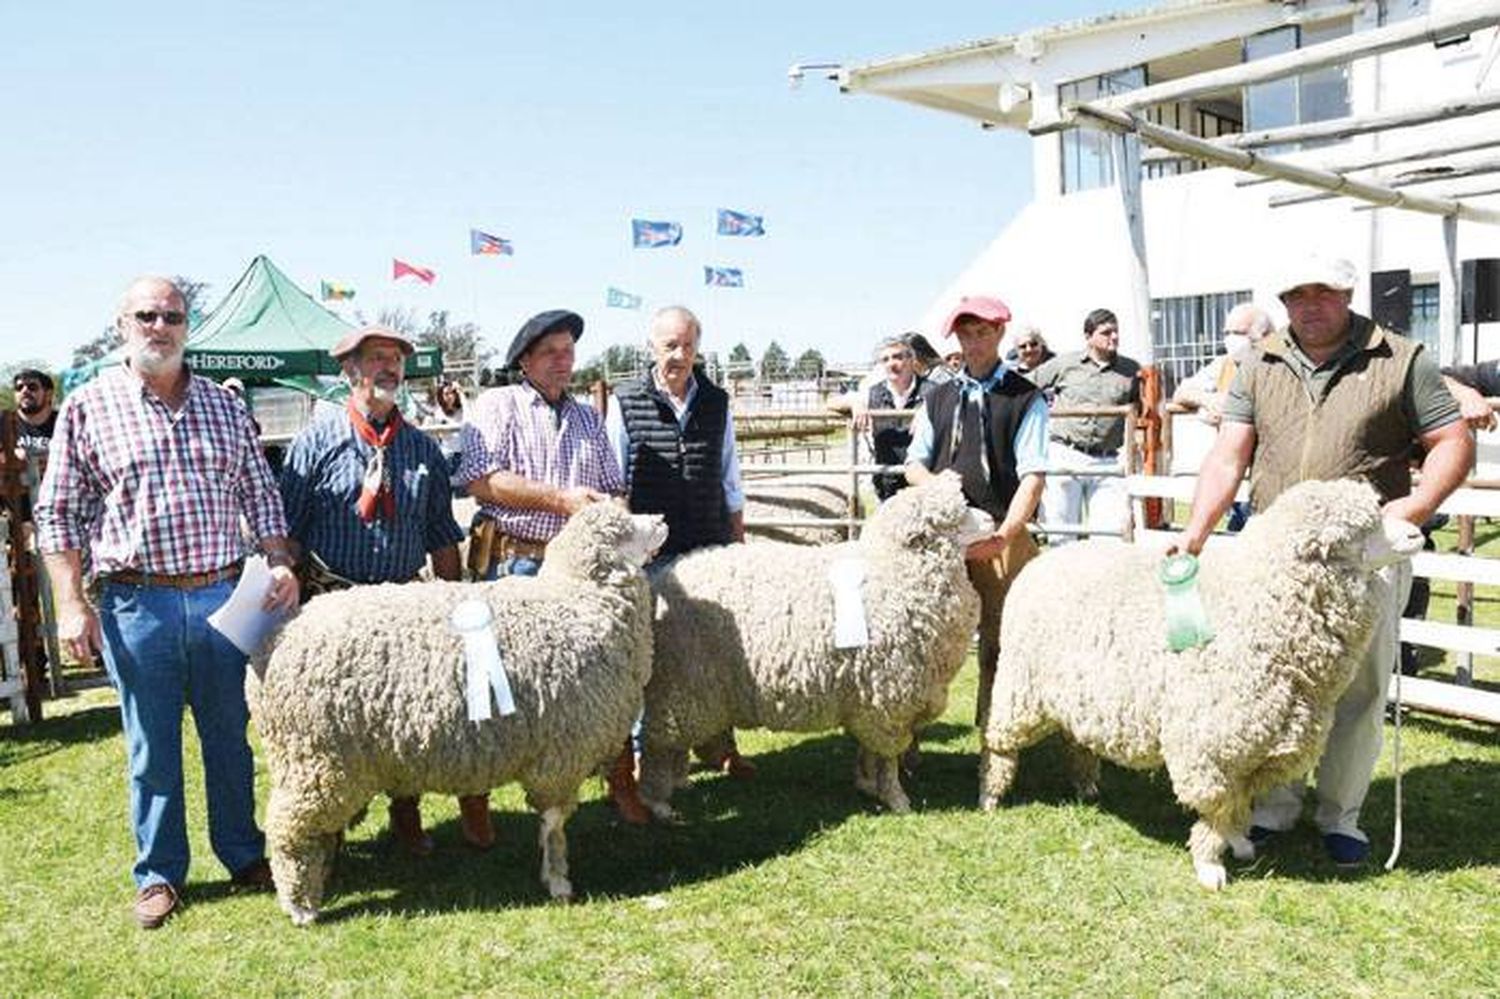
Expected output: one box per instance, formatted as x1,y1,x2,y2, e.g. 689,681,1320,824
977,747,1020,811
266,784,351,926
853,748,911,813
1063,739,1100,801
537,801,578,902
638,745,689,823
1188,802,1250,891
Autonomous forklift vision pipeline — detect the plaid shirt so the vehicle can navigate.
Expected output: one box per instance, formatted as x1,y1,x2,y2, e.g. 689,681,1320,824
456,382,623,542
280,407,464,583
35,365,287,575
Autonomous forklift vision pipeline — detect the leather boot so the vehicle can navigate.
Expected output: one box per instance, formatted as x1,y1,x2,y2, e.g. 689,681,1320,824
388,796,434,856
458,794,495,850
605,741,651,825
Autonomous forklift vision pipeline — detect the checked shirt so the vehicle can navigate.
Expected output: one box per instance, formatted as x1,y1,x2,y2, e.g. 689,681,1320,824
457,381,622,543
35,365,287,575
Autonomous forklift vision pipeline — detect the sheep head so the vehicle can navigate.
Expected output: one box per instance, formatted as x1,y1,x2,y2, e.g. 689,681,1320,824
541,502,664,584
1251,479,1422,568
866,474,995,552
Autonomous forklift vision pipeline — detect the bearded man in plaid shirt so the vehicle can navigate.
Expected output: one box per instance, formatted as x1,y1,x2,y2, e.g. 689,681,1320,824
457,308,650,823
279,324,483,857
36,276,300,929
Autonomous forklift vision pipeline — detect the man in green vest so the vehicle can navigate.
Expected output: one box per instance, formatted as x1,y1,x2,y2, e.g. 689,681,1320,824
1176,254,1471,868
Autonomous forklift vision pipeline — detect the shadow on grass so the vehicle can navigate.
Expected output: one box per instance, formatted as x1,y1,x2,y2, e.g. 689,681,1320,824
0,702,119,768
304,730,967,922
988,733,1500,884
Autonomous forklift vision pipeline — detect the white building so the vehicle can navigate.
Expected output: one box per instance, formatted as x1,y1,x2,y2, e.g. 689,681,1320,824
838,0,1500,387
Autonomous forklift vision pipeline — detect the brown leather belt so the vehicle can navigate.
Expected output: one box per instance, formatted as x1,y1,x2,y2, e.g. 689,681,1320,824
106,561,244,590
494,532,549,562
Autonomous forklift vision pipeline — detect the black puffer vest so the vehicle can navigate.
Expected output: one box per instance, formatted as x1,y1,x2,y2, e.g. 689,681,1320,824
615,368,730,557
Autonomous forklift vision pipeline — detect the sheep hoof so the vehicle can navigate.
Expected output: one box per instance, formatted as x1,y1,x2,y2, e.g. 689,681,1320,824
1227,834,1255,862
281,898,319,926
978,792,1000,812
1193,861,1228,891
882,790,912,814
546,878,574,902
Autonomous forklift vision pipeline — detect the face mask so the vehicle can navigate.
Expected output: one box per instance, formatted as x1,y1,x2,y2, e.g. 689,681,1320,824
1223,333,1251,358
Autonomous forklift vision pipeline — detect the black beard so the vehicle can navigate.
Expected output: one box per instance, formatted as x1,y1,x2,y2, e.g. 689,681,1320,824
18,399,43,417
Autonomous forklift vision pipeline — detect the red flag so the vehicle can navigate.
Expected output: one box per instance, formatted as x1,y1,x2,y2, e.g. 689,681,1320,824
393,258,437,284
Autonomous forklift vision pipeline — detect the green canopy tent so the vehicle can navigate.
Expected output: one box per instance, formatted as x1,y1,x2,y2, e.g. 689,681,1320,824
62,255,442,391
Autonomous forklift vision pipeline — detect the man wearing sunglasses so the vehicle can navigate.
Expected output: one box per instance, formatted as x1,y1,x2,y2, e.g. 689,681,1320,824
9,369,57,459
35,276,300,929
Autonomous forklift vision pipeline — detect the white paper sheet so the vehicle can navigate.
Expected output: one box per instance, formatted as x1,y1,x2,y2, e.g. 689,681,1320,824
829,558,870,649
207,555,287,659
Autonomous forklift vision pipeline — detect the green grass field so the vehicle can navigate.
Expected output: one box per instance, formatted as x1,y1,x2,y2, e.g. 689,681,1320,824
2,649,1496,998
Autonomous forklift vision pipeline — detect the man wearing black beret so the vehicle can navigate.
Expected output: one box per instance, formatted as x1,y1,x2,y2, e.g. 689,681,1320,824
455,308,649,823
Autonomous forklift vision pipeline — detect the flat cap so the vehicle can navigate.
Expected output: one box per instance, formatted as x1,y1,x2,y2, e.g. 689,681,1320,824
506,309,584,368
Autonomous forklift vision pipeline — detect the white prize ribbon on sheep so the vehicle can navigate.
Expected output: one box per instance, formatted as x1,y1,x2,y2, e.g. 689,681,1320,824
450,598,517,721
829,557,870,649
207,555,289,662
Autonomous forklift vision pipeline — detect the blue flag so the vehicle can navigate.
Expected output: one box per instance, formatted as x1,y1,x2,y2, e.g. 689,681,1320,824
704,266,744,287
470,229,514,256
606,287,643,310
632,219,683,248
717,208,765,237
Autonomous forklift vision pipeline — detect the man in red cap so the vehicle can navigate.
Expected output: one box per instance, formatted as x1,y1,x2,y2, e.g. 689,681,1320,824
904,295,1049,726
279,325,484,856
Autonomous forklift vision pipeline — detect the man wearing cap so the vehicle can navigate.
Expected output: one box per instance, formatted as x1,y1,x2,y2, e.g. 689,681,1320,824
605,305,754,779
36,275,300,929
1029,308,1141,540
905,294,1048,726
457,309,649,822
1176,254,1471,867
279,325,479,855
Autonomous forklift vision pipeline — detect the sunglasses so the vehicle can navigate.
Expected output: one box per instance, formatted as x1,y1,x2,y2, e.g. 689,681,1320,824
133,310,187,326
13,380,44,391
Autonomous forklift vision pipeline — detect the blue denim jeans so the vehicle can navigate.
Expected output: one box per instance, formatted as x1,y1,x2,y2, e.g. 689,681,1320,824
98,579,265,889
485,555,541,579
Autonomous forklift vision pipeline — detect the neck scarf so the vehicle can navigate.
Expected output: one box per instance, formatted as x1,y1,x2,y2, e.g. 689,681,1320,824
348,399,402,522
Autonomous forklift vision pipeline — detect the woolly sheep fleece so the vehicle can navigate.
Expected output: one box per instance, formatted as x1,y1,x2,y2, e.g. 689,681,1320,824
247,503,659,924
978,478,1422,889
639,476,984,817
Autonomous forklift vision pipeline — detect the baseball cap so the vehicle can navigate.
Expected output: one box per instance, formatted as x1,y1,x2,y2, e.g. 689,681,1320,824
1275,253,1358,299
942,295,1012,336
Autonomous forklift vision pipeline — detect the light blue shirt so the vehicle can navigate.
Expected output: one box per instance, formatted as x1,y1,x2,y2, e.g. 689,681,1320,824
605,373,745,513
904,362,1049,476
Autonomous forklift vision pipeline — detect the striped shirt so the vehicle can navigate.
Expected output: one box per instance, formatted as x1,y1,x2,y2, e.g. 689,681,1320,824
35,365,287,575
280,407,465,583
456,381,623,542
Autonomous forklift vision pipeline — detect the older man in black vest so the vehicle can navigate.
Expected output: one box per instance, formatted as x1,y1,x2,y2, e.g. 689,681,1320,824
905,295,1049,727
606,305,754,780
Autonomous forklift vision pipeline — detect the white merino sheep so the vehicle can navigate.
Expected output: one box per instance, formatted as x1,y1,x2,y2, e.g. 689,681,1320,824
247,503,666,925
639,476,993,819
977,478,1424,890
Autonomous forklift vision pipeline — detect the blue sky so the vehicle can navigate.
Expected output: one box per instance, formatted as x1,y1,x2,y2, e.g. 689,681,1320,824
2,1,1120,373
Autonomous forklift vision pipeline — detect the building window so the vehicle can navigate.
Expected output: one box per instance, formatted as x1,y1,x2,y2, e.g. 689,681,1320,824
1410,283,1441,354
1060,66,1146,193
1243,19,1351,139
1151,290,1253,394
